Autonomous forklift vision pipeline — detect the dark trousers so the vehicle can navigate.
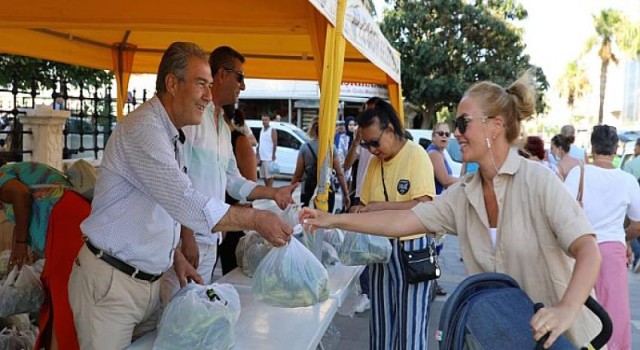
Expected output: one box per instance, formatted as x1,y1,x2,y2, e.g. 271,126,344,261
217,230,245,275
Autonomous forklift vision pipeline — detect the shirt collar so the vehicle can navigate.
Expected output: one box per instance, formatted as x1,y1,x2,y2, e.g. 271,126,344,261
150,95,184,144
462,148,522,187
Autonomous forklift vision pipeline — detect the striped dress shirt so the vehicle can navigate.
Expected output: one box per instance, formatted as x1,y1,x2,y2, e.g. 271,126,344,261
81,96,229,275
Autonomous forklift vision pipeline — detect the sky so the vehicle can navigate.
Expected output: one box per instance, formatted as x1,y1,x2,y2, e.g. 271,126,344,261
373,0,640,85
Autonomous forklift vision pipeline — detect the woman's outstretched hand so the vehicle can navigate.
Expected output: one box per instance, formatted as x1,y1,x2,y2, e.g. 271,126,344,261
299,207,334,233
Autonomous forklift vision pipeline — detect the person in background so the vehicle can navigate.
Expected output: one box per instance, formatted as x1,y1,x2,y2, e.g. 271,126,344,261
218,105,258,274
69,42,292,349
302,72,602,348
519,135,556,173
564,125,640,350
342,96,381,313
551,134,582,181
345,116,357,149
622,138,640,272
346,99,436,350
0,161,91,350
561,124,589,163
623,138,640,180
334,119,350,169
257,114,277,187
160,46,297,302
291,117,349,212
426,121,458,297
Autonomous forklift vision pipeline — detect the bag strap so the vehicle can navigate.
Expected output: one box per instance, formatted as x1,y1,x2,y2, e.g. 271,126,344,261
380,163,389,202
577,163,584,207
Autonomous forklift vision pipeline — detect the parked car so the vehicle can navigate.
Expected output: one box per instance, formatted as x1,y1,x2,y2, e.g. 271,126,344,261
617,130,640,168
247,120,310,176
406,128,462,177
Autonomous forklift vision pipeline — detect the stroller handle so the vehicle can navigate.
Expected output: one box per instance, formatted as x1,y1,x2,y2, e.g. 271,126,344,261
533,296,612,350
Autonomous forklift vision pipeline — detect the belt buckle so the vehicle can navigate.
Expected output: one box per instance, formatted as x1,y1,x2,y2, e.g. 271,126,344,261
131,267,140,280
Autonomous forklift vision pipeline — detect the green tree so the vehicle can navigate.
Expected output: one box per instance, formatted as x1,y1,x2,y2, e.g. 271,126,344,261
381,0,548,129
557,60,591,109
583,9,623,125
0,54,113,91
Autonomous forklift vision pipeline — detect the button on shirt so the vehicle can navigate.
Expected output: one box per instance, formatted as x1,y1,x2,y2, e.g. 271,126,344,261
183,103,257,246
80,96,230,275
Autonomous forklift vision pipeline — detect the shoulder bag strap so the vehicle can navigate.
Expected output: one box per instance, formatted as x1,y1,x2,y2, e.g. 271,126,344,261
380,163,389,202
577,164,584,207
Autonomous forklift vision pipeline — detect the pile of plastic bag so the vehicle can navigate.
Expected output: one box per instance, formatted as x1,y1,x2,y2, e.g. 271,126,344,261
338,231,392,266
240,232,273,277
0,266,44,317
154,283,241,350
0,326,37,350
253,238,329,308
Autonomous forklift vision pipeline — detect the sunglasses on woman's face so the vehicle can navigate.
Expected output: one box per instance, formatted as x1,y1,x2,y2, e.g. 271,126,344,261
435,131,450,138
454,113,495,134
360,127,386,150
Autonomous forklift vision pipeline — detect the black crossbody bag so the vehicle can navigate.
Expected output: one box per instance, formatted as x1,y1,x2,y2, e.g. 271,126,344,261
380,164,441,284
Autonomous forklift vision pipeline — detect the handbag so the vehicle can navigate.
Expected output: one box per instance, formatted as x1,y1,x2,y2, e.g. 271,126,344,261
380,164,441,283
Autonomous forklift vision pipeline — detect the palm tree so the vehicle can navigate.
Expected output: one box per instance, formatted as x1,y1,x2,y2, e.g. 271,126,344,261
557,60,591,109
584,9,622,125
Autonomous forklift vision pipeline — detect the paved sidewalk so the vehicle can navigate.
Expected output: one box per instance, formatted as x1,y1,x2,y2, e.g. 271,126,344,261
331,235,640,349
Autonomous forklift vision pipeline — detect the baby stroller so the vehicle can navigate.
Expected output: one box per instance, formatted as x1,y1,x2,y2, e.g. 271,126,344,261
437,273,612,350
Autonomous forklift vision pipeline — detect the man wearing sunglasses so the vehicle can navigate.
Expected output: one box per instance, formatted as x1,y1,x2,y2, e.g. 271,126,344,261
160,46,298,306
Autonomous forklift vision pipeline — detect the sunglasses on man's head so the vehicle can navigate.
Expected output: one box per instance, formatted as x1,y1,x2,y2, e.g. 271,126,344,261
223,67,245,84
435,131,450,138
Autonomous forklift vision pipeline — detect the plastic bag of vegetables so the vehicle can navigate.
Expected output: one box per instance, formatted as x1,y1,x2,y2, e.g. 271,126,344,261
252,238,329,308
323,228,344,251
279,204,302,228
0,265,45,317
295,229,339,268
154,283,241,350
242,232,273,277
338,231,392,266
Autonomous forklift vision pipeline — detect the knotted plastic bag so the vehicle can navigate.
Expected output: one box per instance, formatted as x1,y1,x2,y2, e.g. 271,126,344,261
154,283,241,350
0,326,37,350
279,204,302,228
0,265,44,317
242,232,272,277
295,227,339,268
338,231,392,266
252,238,329,308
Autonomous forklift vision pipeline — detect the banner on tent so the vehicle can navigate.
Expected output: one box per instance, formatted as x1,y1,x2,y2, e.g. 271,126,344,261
307,0,401,84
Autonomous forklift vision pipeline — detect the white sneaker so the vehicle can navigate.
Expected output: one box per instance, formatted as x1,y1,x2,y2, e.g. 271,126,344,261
355,294,371,313
633,259,640,273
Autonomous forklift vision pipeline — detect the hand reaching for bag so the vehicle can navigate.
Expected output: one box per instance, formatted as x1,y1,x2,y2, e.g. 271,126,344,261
254,210,292,247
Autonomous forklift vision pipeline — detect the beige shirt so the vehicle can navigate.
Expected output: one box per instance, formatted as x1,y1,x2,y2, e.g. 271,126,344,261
411,150,600,346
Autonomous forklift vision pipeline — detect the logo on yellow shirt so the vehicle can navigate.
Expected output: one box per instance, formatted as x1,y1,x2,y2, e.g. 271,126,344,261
397,179,411,195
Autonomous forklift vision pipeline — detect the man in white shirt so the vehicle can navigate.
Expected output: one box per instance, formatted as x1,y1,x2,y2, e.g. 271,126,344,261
68,42,292,350
160,46,297,305
257,115,277,187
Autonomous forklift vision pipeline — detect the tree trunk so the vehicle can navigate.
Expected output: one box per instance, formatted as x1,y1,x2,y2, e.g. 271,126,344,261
598,58,609,125
420,102,437,129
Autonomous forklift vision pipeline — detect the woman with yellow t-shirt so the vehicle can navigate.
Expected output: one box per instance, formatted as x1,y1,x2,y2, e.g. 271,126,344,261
349,99,436,350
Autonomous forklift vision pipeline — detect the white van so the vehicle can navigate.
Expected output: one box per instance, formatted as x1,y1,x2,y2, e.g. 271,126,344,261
406,129,462,177
247,120,310,176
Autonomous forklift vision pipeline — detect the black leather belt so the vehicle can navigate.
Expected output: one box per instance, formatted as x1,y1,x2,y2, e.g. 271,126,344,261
85,241,163,282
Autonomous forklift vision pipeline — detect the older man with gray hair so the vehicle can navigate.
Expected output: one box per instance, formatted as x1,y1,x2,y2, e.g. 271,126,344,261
68,42,292,349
